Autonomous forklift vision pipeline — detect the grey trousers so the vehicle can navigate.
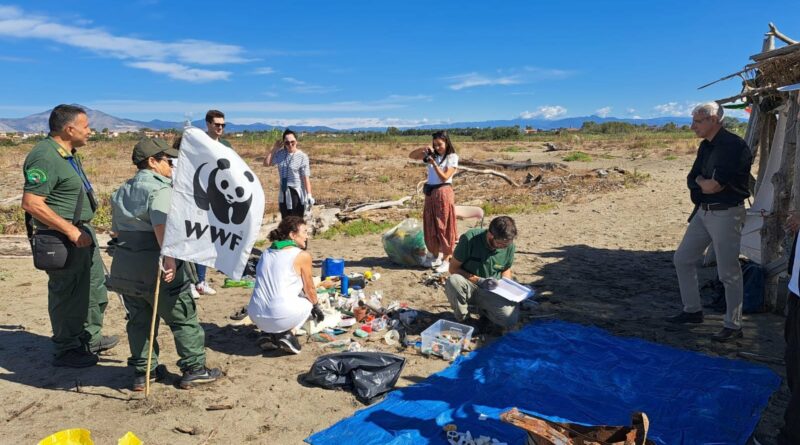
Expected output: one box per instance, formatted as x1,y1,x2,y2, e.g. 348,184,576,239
445,274,519,328
674,206,745,329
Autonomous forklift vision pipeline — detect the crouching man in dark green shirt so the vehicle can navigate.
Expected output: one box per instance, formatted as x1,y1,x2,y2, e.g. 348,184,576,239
445,216,518,333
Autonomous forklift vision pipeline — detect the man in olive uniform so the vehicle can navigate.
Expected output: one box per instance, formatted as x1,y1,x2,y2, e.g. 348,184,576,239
107,138,221,390
21,104,117,368
445,216,519,332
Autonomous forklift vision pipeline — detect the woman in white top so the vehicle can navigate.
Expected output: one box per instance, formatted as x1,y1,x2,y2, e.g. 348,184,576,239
409,130,459,273
248,216,324,354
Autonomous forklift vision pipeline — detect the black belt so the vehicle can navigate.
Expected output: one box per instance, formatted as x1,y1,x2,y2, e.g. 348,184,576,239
700,203,741,211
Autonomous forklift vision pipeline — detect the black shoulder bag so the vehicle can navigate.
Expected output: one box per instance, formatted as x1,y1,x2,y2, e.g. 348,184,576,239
25,191,84,271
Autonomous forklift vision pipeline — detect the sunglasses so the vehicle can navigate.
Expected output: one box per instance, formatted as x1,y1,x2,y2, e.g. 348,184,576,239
211,122,226,128
154,157,174,166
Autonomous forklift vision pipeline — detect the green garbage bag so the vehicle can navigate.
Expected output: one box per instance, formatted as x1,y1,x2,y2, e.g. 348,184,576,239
382,219,428,266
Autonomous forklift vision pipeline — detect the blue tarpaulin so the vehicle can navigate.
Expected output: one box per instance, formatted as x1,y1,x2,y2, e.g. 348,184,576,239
306,320,780,445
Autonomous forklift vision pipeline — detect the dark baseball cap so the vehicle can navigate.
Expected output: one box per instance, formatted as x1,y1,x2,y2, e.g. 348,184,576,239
132,138,179,164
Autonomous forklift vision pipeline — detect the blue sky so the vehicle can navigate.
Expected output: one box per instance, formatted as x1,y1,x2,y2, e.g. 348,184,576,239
0,1,798,128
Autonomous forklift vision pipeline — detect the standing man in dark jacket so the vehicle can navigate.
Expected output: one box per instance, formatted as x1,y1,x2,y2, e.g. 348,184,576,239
669,102,752,342
21,104,117,367
779,214,800,445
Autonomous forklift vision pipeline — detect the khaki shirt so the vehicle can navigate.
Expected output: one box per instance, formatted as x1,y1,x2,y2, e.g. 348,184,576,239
111,169,172,233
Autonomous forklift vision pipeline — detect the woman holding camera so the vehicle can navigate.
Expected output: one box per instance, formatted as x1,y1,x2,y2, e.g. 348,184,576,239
264,129,313,219
409,131,459,273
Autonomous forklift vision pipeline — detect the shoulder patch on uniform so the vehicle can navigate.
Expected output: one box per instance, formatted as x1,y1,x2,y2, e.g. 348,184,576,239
25,168,48,185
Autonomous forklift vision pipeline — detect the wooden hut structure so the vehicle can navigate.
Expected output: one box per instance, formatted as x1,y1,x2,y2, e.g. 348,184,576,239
708,23,800,311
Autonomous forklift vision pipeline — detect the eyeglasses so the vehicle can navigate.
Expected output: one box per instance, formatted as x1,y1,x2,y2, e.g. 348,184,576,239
212,122,226,128
154,157,173,166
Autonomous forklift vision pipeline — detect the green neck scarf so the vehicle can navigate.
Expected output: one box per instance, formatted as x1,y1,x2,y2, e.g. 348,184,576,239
271,240,298,250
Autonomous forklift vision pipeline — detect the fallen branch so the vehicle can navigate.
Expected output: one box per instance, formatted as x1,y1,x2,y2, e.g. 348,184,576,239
6,399,40,422
0,194,22,207
460,158,567,171
455,166,521,187
347,196,412,214
311,158,357,166
543,142,569,152
206,403,234,411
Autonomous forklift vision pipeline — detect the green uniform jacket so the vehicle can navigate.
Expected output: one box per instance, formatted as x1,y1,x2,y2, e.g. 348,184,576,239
107,170,185,298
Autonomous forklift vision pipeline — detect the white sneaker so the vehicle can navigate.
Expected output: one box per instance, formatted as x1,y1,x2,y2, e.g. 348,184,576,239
196,281,217,295
430,258,443,268
434,261,450,274
190,285,201,300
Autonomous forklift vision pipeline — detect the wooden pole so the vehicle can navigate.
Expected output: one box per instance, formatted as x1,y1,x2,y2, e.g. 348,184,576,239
763,99,798,310
755,112,777,195
144,256,164,397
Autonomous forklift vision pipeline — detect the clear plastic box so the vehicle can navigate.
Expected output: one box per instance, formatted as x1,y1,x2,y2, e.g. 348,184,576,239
420,320,474,361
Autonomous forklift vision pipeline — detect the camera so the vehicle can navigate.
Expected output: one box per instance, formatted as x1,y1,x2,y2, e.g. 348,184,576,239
422,149,435,163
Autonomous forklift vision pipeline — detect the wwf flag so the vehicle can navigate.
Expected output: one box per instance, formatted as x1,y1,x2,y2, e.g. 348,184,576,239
162,127,265,279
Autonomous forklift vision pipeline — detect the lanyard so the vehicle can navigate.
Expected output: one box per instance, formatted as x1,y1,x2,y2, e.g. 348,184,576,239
67,157,94,194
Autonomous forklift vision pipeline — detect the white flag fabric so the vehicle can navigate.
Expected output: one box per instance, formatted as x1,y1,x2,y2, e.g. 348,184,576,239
790,234,800,296
162,127,264,279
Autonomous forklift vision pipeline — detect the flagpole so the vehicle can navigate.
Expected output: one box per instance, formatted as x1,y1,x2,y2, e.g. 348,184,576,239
145,256,164,397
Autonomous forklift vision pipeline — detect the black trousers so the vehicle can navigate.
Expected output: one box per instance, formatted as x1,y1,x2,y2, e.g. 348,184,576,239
780,294,800,444
279,187,305,219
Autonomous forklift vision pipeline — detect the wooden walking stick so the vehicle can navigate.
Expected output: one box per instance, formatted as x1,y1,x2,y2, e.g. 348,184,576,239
144,256,164,397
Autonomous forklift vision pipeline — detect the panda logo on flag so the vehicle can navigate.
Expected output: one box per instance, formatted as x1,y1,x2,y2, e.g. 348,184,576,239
192,158,256,225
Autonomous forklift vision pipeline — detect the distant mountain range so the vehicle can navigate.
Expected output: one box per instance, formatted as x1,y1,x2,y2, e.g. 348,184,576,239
0,105,700,134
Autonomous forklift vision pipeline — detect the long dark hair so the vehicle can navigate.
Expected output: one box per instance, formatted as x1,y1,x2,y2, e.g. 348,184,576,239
282,128,297,142
268,216,306,242
432,130,456,158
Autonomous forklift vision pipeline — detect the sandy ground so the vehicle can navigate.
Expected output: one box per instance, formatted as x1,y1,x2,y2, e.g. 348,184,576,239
0,146,789,444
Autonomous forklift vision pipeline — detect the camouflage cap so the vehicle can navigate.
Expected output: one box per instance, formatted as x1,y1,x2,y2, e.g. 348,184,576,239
132,137,179,164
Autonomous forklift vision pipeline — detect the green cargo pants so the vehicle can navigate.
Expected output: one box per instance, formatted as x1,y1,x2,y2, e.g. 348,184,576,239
45,224,108,357
445,274,519,328
123,263,206,374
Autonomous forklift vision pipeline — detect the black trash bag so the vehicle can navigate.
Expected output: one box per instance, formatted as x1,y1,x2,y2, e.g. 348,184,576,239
303,352,405,404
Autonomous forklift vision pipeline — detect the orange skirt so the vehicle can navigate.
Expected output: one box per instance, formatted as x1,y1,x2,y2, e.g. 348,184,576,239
423,185,457,256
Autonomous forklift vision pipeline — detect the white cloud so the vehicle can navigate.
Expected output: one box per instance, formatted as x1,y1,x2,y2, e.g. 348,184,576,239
87,94,429,116
520,105,567,120
281,77,339,94
127,61,230,82
0,5,249,82
446,72,521,90
446,66,573,91
595,106,612,118
653,101,700,117
234,116,440,129
252,67,275,75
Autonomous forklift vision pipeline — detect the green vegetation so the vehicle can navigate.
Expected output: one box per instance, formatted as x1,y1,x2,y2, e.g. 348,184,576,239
623,169,651,187
319,219,397,239
664,154,678,161
501,146,526,152
563,151,592,162
377,175,390,183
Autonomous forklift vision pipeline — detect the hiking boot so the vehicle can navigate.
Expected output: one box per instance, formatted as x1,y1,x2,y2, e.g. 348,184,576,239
712,327,743,342
196,281,217,295
53,349,99,368
179,366,222,389
666,311,703,324
230,305,248,321
89,335,120,354
276,331,302,354
132,364,168,391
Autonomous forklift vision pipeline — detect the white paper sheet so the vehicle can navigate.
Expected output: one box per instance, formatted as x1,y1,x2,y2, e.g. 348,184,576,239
490,278,534,303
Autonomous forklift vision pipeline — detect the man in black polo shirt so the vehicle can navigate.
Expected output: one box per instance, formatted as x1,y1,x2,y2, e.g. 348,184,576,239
669,102,752,342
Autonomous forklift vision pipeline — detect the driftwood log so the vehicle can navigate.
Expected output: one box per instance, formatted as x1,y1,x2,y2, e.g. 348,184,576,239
460,158,567,171
543,142,570,152
455,166,521,187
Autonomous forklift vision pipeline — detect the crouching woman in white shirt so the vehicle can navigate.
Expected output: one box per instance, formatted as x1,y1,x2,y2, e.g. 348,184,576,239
248,216,324,354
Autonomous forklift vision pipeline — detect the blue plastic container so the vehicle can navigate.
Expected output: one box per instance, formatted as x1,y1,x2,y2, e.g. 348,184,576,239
340,274,349,296
322,258,345,279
